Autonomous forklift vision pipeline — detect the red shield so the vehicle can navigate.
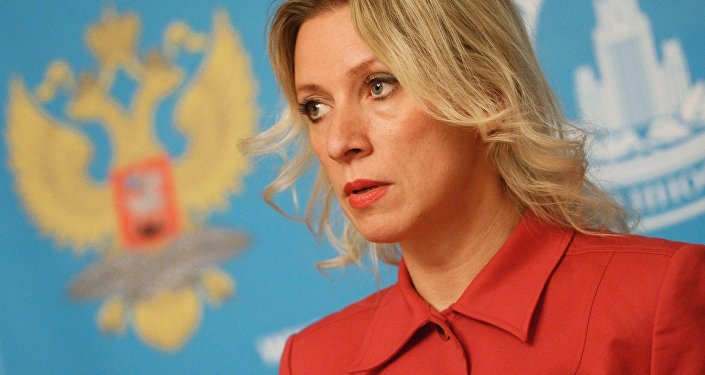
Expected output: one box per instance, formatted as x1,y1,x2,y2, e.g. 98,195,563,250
111,155,181,250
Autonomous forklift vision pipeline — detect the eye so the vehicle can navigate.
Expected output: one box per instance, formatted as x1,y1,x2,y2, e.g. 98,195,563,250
298,99,331,122
366,74,398,99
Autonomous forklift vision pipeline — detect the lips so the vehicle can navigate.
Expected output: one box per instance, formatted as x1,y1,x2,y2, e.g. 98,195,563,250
344,179,391,209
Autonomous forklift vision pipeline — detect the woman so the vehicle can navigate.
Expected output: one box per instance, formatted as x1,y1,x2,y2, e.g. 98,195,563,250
244,0,705,373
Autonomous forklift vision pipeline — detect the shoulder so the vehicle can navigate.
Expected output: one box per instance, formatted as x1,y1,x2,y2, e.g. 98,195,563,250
555,231,704,333
563,231,705,301
297,286,390,338
547,232,705,373
567,230,702,256
280,286,395,374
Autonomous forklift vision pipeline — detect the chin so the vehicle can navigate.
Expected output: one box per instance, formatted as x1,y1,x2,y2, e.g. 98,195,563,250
359,232,398,244
353,219,406,245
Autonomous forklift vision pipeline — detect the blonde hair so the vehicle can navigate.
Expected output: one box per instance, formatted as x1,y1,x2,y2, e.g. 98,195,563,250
242,0,630,268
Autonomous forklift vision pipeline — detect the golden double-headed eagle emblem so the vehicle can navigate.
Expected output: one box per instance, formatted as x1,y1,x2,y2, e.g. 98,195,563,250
5,8,256,351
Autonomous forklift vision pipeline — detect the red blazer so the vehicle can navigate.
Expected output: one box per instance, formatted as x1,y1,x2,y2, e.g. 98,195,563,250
280,215,705,374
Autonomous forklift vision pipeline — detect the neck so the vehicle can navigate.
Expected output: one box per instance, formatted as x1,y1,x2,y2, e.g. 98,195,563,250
399,186,520,312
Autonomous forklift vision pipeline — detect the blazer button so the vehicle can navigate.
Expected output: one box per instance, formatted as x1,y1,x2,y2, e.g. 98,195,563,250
435,325,451,341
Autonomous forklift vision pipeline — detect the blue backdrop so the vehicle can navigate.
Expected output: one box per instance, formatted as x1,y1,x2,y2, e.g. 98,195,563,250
0,0,703,374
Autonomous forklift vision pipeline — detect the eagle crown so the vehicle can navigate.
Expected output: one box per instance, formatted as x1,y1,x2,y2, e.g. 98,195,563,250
40,7,207,168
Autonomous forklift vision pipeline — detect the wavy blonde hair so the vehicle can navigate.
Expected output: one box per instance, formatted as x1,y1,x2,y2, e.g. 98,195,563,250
242,0,630,268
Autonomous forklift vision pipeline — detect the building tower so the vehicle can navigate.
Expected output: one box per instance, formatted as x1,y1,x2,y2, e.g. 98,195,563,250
595,0,661,128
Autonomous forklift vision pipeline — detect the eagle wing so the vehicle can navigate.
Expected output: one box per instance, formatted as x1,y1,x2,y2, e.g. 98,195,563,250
6,79,116,251
172,12,256,217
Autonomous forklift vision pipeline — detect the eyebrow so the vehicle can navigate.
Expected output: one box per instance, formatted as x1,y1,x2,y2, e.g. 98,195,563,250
345,57,378,79
294,57,380,95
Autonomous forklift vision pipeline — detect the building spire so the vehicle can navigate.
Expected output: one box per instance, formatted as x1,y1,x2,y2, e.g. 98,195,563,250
576,0,694,159
594,0,641,28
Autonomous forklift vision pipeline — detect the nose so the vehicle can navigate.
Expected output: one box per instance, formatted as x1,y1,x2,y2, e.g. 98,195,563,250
327,102,372,164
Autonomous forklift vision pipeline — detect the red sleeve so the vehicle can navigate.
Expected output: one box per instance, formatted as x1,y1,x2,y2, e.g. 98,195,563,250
279,333,296,375
651,243,705,374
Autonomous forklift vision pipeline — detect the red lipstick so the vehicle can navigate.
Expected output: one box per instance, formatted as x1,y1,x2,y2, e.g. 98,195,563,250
344,179,390,209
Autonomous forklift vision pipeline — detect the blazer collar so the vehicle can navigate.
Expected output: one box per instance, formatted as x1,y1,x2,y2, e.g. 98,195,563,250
349,213,575,373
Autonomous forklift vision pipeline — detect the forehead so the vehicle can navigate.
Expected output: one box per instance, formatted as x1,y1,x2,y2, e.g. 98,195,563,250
294,6,377,89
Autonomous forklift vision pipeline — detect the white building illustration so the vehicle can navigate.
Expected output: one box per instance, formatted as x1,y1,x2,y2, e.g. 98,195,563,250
575,0,695,159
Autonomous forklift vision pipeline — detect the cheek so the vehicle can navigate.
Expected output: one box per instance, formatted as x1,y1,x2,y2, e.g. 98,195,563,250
373,108,430,147
385,115,447,164
397,123,479,185
309,133,346,186
309,130,328,161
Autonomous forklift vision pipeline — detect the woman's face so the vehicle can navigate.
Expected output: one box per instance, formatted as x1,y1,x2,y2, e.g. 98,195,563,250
294,6,500,244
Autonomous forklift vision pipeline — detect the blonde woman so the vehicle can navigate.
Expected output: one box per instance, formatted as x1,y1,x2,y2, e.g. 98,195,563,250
244,0,705,373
